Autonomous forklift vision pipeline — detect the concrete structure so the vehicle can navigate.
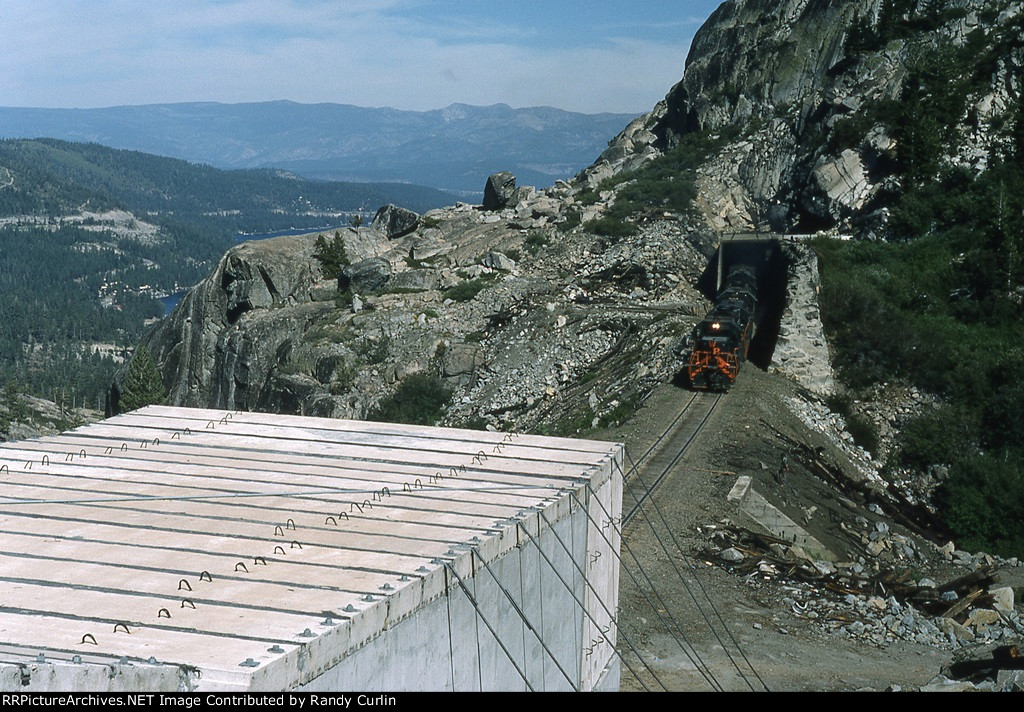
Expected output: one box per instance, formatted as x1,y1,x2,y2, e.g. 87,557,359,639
0,406,623,691
714,232,781,291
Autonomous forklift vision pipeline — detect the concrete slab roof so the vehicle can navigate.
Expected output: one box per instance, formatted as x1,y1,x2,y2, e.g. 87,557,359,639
0,405,621,690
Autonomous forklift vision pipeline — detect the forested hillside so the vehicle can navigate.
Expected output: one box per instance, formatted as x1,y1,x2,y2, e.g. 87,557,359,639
0,139,453,224
0,139,453,411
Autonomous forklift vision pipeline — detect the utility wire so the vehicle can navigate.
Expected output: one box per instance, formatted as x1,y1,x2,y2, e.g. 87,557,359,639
558,494,724,692
470,549,580,692
513,519,665,692
444,562,535,692
619,453,770,691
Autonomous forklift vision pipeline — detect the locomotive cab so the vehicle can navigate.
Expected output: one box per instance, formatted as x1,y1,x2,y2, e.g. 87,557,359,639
684,264,759,392
686,316,745,391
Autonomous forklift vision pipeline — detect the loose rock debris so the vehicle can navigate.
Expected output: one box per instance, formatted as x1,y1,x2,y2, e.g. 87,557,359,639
704,523,1022,658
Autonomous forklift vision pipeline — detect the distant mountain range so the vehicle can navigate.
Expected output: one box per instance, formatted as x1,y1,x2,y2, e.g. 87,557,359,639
0,137,453,223
0,101,638,194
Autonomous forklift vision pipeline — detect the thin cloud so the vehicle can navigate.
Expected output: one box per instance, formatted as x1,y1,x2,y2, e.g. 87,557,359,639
0,0,705,113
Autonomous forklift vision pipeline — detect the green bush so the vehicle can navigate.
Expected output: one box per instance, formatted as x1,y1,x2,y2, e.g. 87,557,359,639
812,29,1024,558
329,361,357,395
119,345,167,412
894,407,976,471
846,413,879,456
367,373,452,426
443,278,491,303
584,215,635,238
524,232,549,251
313,231,350,283
556,210,582,233
939,451,1024,557
353,335,390,365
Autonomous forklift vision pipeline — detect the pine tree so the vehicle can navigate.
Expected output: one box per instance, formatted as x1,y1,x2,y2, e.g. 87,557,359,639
313,231,351,291
119,345,167,413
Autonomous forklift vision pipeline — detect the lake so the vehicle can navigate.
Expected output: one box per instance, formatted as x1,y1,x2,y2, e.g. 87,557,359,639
236,224,350,243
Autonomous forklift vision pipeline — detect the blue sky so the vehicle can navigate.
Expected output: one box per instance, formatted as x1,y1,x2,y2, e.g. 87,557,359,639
0,1,723,113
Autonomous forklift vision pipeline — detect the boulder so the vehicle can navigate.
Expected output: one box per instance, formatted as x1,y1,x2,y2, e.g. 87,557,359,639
720,547,745,562
990,586,1015,614
483,172,517,210
809,149,872,219
341,258,392,294
936,617,975,642
371,204,420,239
482,252,516,272
442,344,484,378
389,270,439,292
965,608,1001,629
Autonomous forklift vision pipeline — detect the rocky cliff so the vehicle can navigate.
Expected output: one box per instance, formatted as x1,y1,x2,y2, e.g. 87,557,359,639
120,0,1022,427
117,187,711,431
589,0,1022,234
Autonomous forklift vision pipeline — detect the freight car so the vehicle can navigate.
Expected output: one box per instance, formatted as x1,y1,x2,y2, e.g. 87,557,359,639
683,265,757,392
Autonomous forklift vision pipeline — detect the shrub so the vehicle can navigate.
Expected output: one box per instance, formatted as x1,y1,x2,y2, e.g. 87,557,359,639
524,232,548,252
329,361,357,395
938,451,1024,557
443,278,490,303
584,216,635,238
353,335,391,365
367,373,453,426
846,413,879,456
556,210,581,233
894,406,977,472
313,231,350,284
119,345,167,412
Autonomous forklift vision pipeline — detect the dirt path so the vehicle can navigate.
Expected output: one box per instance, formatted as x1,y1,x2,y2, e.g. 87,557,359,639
591,368,953,691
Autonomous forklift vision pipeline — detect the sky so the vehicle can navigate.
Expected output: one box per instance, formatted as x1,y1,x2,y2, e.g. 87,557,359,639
0,1,724,114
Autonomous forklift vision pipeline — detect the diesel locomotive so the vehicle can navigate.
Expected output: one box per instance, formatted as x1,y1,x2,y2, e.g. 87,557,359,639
683,266,757,392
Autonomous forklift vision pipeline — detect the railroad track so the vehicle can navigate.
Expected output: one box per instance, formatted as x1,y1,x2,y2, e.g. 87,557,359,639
623,391,722,525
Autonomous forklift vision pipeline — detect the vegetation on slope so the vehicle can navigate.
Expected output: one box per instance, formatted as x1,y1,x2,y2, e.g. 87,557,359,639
0,139,451,411
815,32,1024,556
367,373,453,426
581,131,726,237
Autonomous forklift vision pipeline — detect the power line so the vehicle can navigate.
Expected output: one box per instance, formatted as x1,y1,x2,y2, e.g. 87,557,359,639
513,517,666,692
619,453,770,691
558,494,724,692
470,549,580,691
444,562,535,692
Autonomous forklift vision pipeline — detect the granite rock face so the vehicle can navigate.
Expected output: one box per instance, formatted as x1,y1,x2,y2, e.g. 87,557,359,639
483,171,517,210
371,204,420,239
121,0,1024,424
577,0,1023,234
124,234,325,410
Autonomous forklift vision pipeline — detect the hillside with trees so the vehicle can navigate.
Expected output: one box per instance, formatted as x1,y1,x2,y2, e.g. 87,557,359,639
0,139,453,411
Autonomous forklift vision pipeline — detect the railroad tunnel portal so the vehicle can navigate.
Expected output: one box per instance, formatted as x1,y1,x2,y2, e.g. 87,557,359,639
696,233,789,370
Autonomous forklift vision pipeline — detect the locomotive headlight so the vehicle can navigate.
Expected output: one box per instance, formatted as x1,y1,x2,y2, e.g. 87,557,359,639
711,322,721,330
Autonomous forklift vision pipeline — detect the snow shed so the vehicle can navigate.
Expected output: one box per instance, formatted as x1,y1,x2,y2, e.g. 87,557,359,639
0,406,623,691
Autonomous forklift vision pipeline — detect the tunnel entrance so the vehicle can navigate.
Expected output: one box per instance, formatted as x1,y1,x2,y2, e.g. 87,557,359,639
696,233,790,370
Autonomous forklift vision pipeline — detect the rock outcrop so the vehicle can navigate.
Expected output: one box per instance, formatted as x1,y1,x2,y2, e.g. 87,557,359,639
122,0,1023,430
371,204,420,239
577,0,1023,234
482,171,517,210
125,234,325,410
127,179,710,428
769,241,835,395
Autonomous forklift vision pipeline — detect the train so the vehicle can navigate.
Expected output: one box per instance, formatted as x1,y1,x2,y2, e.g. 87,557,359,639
681,265,758,392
